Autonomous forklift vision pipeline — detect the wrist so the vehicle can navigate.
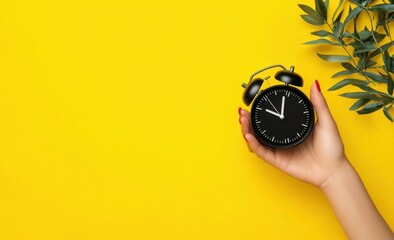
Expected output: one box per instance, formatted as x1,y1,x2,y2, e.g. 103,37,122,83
319,159,359,195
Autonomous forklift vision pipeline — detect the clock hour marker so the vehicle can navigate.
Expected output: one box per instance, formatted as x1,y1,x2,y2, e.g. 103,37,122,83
297,133,301,137
256,121,261,124
262,130,266,134
274,90,277,95
256,107,262,110
286,91,290,97
304,111,309,114
302,124,308,127
272,136,275,141
299,100,303,103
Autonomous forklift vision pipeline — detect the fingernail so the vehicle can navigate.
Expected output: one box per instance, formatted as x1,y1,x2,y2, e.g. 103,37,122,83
238,107,242,115
243,134,248,142
315,80,321,93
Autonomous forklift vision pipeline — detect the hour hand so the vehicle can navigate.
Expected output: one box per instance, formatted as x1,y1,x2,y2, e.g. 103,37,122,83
266,109,282,118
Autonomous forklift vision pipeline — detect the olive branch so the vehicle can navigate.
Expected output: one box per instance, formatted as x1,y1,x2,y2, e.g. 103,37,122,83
299,0,394,122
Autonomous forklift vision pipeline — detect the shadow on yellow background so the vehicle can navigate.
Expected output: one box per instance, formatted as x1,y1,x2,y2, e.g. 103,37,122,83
0,0,392,239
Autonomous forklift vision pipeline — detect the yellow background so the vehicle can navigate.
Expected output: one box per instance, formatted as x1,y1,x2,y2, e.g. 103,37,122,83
0,0,393,239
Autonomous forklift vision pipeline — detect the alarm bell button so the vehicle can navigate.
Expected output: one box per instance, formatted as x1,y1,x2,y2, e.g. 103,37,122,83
274,70,303,87
242,78,264,106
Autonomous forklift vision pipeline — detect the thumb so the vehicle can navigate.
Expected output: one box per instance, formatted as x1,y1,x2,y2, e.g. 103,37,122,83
310,80,335,127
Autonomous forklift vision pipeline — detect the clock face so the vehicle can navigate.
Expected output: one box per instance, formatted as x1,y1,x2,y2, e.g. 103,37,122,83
251,85,314,148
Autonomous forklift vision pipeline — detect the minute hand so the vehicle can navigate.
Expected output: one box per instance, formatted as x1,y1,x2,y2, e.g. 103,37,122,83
280,96,285,118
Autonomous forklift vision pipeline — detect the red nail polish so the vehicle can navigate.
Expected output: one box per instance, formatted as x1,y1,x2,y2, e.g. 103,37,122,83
315,80,321,92
238,107,242,115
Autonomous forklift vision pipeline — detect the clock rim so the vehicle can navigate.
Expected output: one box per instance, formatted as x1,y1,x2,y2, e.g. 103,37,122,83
250,85,315,149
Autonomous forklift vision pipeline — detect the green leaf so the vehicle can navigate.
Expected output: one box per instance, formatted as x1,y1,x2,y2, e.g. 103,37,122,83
333,21,345,37
344,6,362,25
341,62,358,72
354,53,367,64
353,16,360,40
357,102,384,114
303,39,339,45
365,60,377,68
301,14,325,26
369,4,394,13
317,53,352,62
356,54,372,70
358,27,373,41
328,79,367,91
391,57,394,72
315,0,327,21
343,31,362,43
377,11,390,35
299,4,319,16
351,42,377,54
377,11,387,27
340,92,379,100
349,98,371,110
383,50,391,73
311,30,334,37
357,57,366,70
334,9,344,23
369,41,394,59
324,0,329,9
388,12,394,23
362,71,388,83
373,32,387,43
332,70,355,78
352,83,387,95
299,4,325,23
383,106,393,122
387,73,394,95
332,0,345,22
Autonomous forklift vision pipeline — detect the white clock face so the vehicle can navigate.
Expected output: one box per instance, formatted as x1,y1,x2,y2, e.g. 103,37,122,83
251,85,314,148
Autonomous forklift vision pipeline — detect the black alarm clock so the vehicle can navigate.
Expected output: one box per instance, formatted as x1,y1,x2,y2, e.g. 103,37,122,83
241,65,315,148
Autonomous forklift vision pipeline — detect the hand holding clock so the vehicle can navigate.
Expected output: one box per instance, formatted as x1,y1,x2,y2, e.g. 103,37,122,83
239,81,393,240
240,81,346,188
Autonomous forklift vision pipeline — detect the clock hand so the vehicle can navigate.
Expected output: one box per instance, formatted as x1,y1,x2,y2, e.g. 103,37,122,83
266,109,282,118
266,97,280,115
280,96,285,118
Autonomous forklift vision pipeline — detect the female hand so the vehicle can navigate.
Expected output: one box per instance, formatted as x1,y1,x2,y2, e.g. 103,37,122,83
240,81,394,239
239,80,349,189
